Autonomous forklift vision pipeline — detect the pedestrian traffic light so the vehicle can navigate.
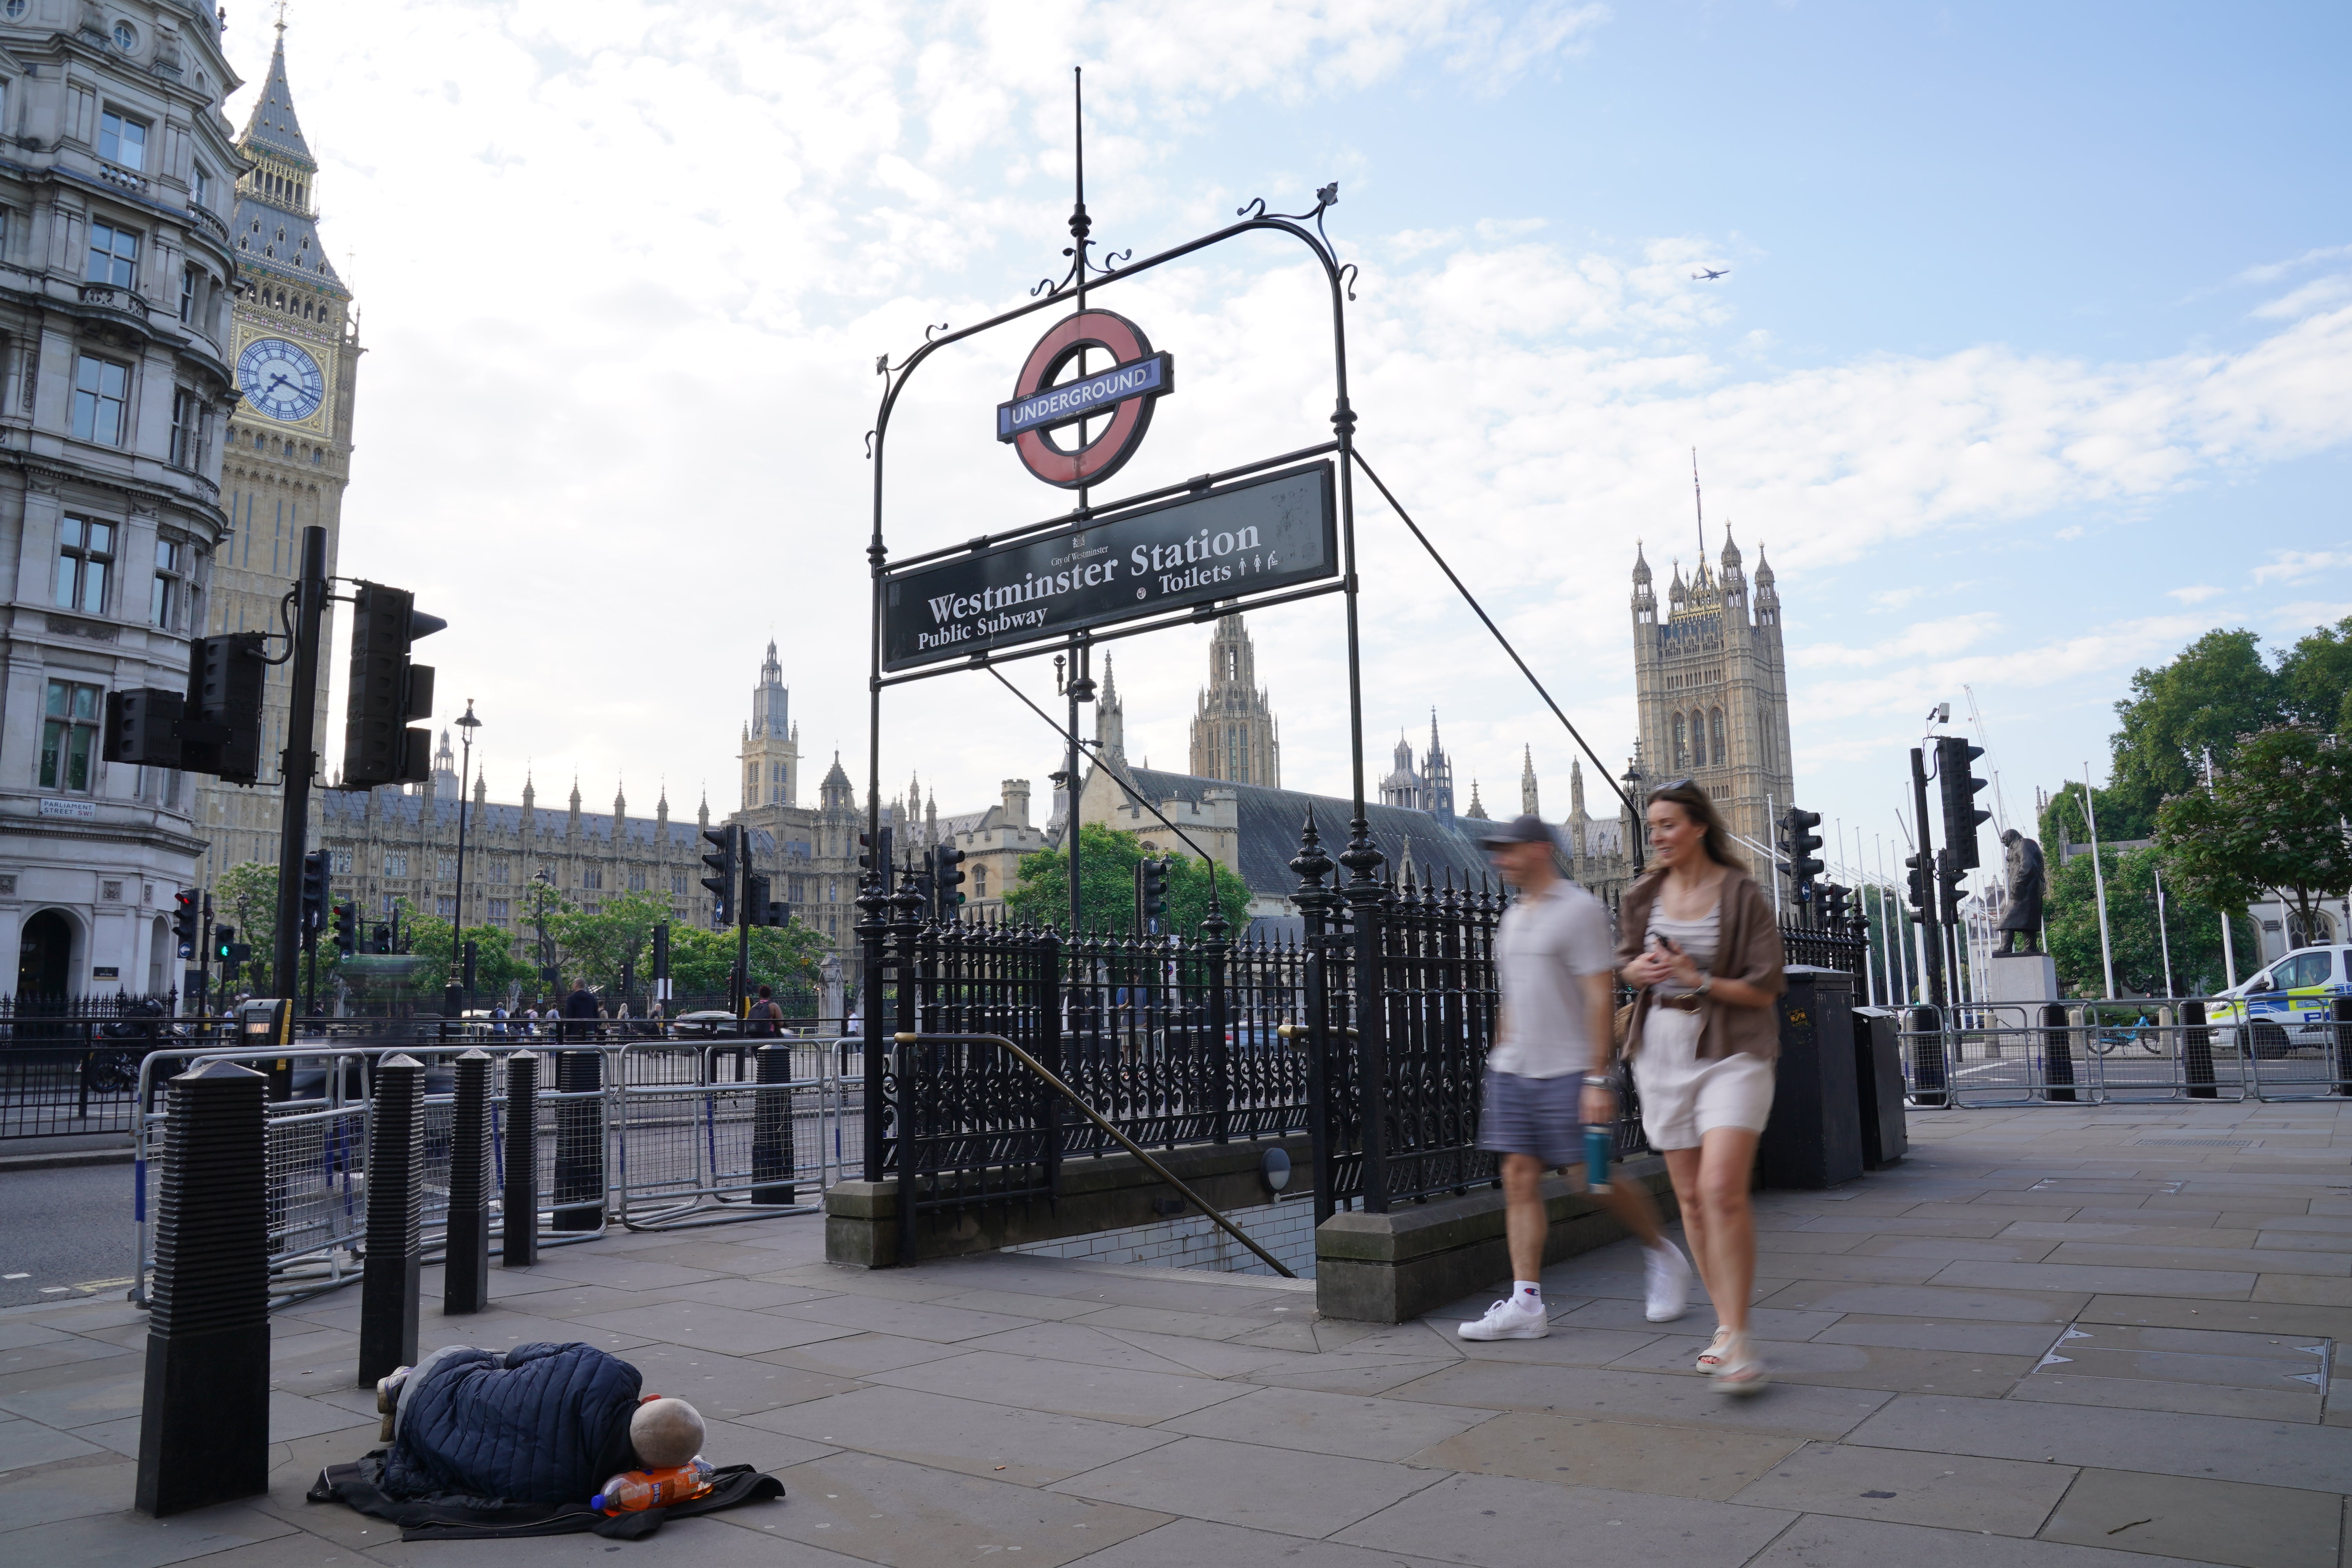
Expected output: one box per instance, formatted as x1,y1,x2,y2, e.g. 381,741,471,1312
299,849,328,938
172,889,198,959
371,922,392,954
340,582,444,789
746,875,789,927
933,843,967,920
857,828,892,876
102,686,185,767
212,925,250,971
1820,883,1851,933
331,901,358,958
1935,735,1993,870
1904,851,1929,912
1782,807,1824,906
701,824,738,929
181,632,267,783
1938,846,1968,921
1135,856,1169,935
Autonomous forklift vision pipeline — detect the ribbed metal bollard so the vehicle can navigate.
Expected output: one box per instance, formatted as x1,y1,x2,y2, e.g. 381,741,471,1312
357,1054,424,1386
2183,1000,2217,1099
1908,1005,1947,1107
2043,1004,2077,1103
2334,997,2352,1098
503,1051,539,1267
751,1042,797,1205
552,1048,604,1230
443,1047,493,1313
136,1060,269,1517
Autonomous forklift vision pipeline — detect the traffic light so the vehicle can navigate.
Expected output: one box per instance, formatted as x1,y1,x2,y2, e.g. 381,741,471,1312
1783,806,1824,906
299,849,328,938
102,686,184,767
701,824,739,929
857,827,892,878
1135,856,1169,935
371,922,392,954
746,875,789,927
172,889,198,959
213,924,251,971
1936,735,1993,870
1938,845,1968,920
331,901,358,958
1820,882,1851,933
933,843,967,920
340,582,444,789
1904,851,1929,913
181,632,267,782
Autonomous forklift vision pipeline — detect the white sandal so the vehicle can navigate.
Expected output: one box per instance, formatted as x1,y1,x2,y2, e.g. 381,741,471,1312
1695,1326,1732,1374
1712,1330,1769,1396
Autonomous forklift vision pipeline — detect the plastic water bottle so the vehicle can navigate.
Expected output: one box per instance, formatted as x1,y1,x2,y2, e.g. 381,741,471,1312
592,1457,715,1514
1583,1124,1612,1193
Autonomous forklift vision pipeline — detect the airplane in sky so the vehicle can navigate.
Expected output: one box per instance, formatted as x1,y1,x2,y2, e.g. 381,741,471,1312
1692,267,1730,280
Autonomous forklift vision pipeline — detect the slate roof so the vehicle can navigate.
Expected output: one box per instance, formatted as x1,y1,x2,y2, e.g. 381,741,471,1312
231,33,346,296
321,790,771,854
1097,766,1500,900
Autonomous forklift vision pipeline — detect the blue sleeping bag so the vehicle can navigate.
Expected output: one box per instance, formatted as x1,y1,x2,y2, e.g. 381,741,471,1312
379,1342,641,1507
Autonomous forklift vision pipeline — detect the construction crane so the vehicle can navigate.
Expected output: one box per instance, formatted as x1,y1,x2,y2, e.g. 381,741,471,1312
1962,685,2012,834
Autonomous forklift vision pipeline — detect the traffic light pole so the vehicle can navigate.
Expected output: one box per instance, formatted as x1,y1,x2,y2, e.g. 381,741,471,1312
198,891,214,1018
1908,747,1949,1010
272,527,328,1001
736,837,753,1017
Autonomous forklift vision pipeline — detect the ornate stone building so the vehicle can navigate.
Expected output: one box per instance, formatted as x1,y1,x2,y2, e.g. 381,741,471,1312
739,640,796,811
1378,712,1455,822
191,25,360,889
0,1,245,998
1188,614,1279,787
1630,528,1793,882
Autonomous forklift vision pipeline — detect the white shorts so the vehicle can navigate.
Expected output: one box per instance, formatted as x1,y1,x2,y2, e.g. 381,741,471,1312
1632,1005,1776,1150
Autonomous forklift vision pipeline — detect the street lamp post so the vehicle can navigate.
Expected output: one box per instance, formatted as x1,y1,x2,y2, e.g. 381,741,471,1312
452,700,481,1008
532,868,555,1005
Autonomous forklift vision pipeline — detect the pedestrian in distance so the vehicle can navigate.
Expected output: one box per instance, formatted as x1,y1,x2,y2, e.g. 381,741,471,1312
1616,778,1786,1395
746,984,785,1038
561,977,601,1044
1459,813,1694,1343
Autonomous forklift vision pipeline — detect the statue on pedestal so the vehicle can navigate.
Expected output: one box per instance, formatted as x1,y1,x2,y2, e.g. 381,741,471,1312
1995,828,2045,955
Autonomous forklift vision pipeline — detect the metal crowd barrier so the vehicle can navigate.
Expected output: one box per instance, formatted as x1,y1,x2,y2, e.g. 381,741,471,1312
127,1033,855,1305
1894,995,2352,1107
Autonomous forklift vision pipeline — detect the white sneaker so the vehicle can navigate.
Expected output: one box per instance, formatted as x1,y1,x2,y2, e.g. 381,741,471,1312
1642,1241,1693,1323
1457,1297,1550,1340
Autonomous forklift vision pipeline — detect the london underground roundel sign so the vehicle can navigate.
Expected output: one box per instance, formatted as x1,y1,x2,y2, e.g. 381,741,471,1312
995,309,1175,490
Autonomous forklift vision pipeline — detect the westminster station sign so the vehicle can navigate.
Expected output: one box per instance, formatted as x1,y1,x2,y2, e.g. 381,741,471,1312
884,461,1337,671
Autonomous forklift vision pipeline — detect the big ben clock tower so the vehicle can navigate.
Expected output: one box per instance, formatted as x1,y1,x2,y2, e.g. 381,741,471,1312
192,23,364,890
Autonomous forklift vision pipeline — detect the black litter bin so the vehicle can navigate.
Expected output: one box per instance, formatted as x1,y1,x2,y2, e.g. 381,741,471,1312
1759,965,1863,1190
1852,1006,1908,1169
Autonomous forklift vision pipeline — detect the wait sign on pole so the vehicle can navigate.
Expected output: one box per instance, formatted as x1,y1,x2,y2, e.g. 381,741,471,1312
882,460,1337,672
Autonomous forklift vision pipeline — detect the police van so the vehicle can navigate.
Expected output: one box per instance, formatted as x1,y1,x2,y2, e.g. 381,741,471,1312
2208,946,2352,1057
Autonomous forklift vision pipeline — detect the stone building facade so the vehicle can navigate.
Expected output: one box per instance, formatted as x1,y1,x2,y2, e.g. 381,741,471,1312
0,2,245,998
1188,614,1279,787
191,27,359,889
1630,529,1792,882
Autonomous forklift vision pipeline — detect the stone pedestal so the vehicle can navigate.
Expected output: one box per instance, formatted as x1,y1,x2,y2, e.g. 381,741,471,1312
1986,953,2059,1005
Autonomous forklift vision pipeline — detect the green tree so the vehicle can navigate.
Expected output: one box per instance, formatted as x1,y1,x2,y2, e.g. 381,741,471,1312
664,921,828,1006
2043,843,2258,999
2278,616,2352,736
548,890,674,994
2156,724,2352,951
2102,629,2283,837
398,906,536,1001
1003,822,1257,936
212,860,281,993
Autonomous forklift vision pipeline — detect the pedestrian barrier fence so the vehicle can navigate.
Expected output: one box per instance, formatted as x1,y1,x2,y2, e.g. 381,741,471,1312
128,1034,857,1306
1896,995,2352,1107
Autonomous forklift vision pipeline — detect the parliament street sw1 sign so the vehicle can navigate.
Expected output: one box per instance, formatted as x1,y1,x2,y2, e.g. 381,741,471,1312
883,460,1336,671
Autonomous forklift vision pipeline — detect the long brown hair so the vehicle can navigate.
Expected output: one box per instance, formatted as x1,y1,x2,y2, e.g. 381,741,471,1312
1646,778,1738,868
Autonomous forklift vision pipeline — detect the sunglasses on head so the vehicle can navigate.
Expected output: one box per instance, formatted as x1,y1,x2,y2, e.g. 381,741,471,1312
1652,777,1696,796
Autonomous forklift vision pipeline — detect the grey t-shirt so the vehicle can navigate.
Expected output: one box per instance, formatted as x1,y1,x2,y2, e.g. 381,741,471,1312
1487,877,1615,1080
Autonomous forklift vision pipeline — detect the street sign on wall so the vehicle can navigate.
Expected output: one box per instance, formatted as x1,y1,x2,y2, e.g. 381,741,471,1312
884,460,1336,671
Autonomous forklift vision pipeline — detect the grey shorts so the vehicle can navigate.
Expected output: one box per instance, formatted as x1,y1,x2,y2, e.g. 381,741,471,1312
1477,1070,1585,1169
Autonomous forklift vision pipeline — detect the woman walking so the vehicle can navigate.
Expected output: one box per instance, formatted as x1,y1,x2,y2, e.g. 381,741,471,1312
1616,779,1786,1394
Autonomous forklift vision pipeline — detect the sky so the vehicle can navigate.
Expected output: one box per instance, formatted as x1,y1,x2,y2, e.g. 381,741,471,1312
247,0,2352,902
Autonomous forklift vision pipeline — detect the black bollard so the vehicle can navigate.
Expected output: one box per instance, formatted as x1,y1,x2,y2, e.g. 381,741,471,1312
443,1047,493,1314
2334,997,2352,1098
2183,1000,2216,1100
136,1060,269,1517
751,1042,796,1205
552,1048,604,1231
503,1051,539,1267
357,1054,424,1386
2043,1004,2078,1103
1908,1004,1947,1108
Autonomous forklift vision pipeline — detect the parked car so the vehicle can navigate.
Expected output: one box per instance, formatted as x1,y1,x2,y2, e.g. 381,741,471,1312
2207,945,2352,1058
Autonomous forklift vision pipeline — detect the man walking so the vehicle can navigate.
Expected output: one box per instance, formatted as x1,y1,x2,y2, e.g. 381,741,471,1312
1460,813,1692,1341
746,984,785,1038
561,977,601,1044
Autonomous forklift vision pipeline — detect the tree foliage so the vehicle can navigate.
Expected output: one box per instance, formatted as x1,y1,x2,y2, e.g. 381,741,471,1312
2156,724,2352,947
1004,822,1258,937
2043,843,2258,1000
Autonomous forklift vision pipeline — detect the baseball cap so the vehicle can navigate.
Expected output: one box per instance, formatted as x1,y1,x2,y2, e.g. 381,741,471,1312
1478,813,1557,848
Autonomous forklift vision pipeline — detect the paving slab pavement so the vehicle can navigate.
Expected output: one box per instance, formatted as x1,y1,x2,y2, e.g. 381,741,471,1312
0,1099,2346,1564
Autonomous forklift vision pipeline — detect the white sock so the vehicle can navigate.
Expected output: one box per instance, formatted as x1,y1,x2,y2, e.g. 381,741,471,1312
1514,1281,1543,1309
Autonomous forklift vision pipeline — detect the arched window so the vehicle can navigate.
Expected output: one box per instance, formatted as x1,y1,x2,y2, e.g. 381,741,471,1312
1710,708,1725,766
1689,711,1706,768
1672,713,1688,769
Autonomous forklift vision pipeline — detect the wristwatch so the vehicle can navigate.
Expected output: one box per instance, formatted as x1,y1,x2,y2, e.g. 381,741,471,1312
1696,973,1714,998
1583,1074,1615,1088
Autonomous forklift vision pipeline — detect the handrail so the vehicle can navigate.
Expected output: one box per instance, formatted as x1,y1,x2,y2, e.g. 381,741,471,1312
895,1032,1297,1278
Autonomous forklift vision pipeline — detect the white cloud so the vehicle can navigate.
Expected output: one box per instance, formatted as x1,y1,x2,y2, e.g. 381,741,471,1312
2234,245,2352,286
2167,584,2224,604
2252,550,2352,585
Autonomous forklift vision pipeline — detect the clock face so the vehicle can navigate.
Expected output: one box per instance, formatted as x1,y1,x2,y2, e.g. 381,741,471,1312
237,337,326,423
